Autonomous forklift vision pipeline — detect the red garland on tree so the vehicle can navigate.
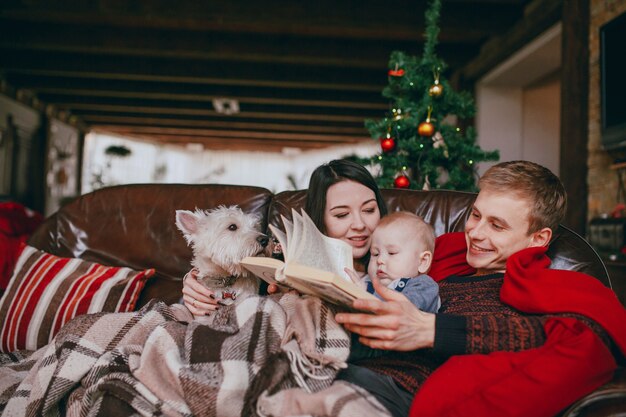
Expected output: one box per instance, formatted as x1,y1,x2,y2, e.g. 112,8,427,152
388,63,405,77
380,137,396,153
394,174,410,188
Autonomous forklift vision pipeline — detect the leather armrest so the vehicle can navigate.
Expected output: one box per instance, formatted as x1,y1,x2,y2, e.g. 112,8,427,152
560,368,626,416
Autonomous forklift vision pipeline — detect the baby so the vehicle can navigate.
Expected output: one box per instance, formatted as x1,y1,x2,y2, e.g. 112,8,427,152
348,211,440,360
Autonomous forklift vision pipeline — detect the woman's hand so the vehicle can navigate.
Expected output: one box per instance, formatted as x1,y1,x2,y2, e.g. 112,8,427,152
335,276,436,351
181,269,220,316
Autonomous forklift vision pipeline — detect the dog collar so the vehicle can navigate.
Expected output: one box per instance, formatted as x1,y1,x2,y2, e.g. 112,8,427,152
201,275,238,288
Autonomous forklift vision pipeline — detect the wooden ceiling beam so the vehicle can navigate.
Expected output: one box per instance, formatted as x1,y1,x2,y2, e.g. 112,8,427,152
79,112,368,126
0,49,387,92
91,126,366,144
1,2,524,41
51,100,384,115
59,102,377,120
6,74,387,109
2,68,382,92
0,0,536,152
118,130,366,143
457,0,562,82
95,130,336,152
0,38,477,76
98,124,369,136
0,21,419,69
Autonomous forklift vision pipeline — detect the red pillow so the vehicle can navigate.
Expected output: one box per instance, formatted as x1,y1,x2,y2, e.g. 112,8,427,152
0,236,28,290
0,245,155,352
0,202,43,290
0,202,43,236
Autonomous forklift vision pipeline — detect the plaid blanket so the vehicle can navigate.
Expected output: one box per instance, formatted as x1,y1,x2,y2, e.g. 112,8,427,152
0,294,390,417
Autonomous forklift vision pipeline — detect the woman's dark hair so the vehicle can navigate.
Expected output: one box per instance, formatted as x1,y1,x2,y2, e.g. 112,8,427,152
305,159,388,233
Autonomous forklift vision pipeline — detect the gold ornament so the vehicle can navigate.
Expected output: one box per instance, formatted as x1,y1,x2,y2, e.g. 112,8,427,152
429,82,443,97
418,121,435,137
417,106,435,137
429,67,443,97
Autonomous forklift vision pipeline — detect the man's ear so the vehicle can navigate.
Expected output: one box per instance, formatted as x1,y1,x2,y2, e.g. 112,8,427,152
529,227,552,248
418,251,433,274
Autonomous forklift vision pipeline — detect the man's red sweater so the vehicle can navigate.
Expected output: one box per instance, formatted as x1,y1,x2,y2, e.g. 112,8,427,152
410,232,626,417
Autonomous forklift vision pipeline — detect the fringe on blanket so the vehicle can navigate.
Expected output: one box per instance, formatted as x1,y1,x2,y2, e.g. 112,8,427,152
0,294,388,417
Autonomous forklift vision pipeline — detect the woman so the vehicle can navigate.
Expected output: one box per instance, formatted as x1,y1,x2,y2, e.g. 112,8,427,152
181,159,418,416
181,159,388,314
182,160,420,413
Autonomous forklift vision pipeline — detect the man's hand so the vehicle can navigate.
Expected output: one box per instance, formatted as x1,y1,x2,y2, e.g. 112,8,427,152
335,275,436,351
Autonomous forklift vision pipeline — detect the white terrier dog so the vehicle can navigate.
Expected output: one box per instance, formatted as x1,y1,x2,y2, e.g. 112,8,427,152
175,206,268,306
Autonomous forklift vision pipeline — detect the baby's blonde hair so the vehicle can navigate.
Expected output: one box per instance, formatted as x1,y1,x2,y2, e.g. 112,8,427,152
377,211,435,253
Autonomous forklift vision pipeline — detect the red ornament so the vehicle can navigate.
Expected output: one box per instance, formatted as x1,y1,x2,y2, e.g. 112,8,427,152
388,68,405,77
380,137,396,153
394,175,410,188
418,121,435,137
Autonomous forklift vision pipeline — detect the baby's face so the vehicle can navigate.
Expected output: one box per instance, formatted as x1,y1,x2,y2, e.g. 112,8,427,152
367,222,428,286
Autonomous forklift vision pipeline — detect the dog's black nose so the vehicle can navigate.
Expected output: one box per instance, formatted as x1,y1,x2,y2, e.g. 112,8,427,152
257,236,269,247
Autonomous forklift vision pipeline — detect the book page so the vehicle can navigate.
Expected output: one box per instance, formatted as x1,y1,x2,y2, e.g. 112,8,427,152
268,224,288,255
289,209,306,263
240,257,284,286
320,233,354,280
281,215,294,246
289,209,353,280
284,263,377,310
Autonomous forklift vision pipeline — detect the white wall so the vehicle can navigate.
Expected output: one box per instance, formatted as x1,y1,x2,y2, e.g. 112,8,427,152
82,132,379,194
521,73,561,174
476,24,562,176
476,87,523,165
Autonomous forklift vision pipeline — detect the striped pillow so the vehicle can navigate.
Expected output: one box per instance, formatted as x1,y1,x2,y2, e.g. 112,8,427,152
0,245,155,352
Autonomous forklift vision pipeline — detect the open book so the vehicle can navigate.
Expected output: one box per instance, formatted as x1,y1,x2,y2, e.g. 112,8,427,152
240,209,377,309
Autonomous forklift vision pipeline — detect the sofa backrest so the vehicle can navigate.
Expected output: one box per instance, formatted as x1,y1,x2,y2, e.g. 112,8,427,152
28,184,610,307
270,189,611,288
28,184,274,306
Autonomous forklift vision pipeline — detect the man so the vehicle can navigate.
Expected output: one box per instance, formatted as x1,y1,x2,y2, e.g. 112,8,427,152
336,160,626,417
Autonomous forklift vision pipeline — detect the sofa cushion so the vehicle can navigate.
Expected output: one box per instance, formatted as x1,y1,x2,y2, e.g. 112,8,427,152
0,202,44,290
0,245,155,352
27,184,275,308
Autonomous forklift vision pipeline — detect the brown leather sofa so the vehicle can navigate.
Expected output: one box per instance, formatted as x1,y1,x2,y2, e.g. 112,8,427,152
26,184,626,416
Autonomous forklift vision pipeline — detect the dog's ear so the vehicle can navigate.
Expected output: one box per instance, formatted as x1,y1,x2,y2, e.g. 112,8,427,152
175,210,199,240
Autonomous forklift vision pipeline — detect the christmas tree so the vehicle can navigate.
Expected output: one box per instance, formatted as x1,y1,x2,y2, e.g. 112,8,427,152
356,0,498,191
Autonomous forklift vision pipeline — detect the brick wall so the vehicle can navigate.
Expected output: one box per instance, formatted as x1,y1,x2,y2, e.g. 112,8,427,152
588,0,626,219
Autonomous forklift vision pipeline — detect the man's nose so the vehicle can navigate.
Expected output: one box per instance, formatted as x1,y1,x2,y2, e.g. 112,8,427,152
468,221,485,239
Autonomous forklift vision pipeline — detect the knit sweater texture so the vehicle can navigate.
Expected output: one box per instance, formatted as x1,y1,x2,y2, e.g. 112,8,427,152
358,272,613,395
